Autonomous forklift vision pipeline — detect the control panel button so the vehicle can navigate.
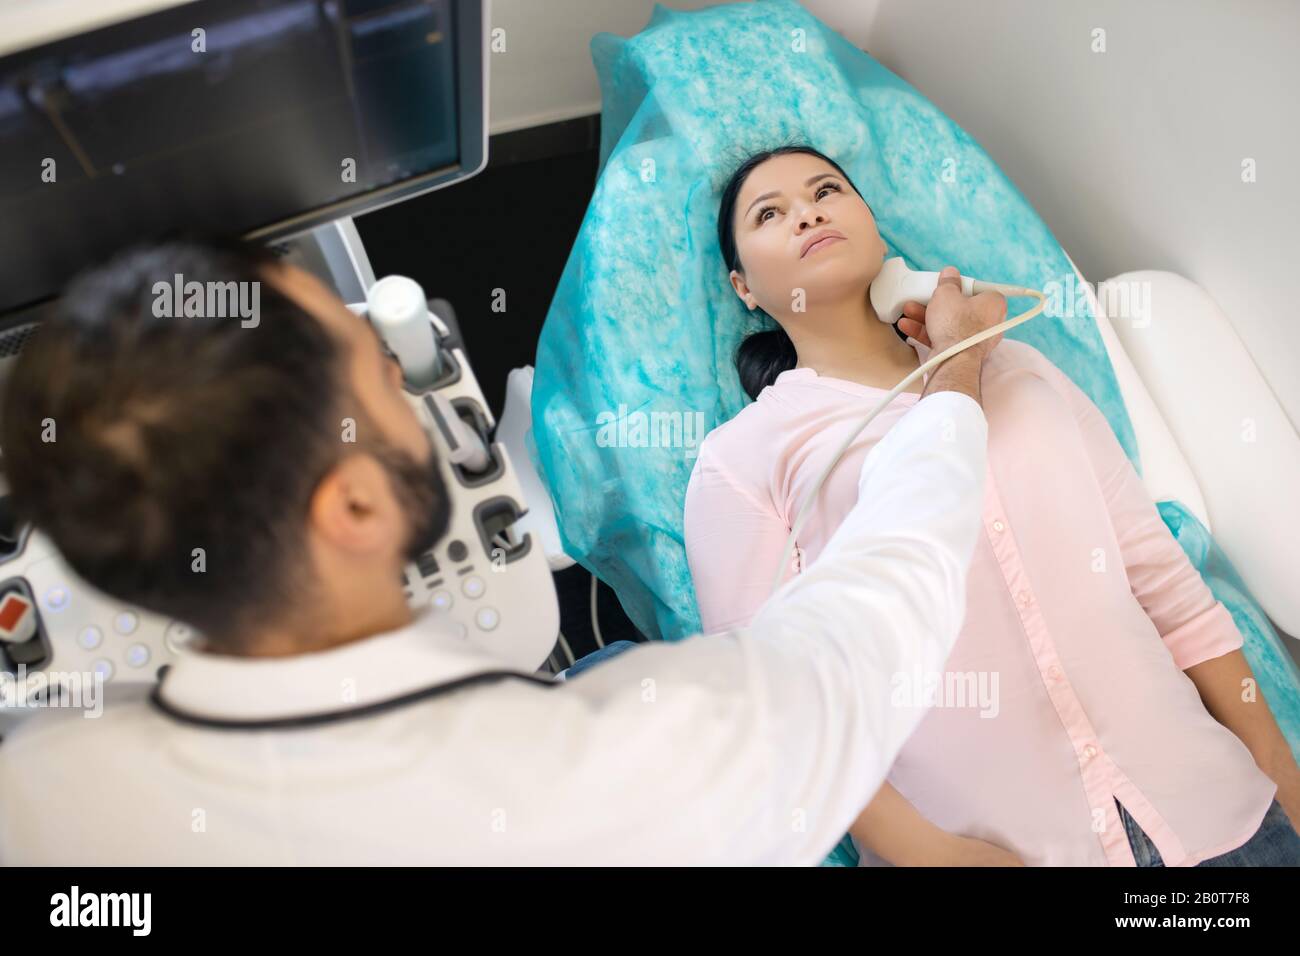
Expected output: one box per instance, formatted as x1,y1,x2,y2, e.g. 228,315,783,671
77,626,104,650
92,658,114,682
113,611,139,635
416,552,440,579
430,589,453,611
125,644,151,668
447,540,468,563
163,621,195,654
44,586,70,612
461,576,485,599
474,607,500,632
0,591,37,644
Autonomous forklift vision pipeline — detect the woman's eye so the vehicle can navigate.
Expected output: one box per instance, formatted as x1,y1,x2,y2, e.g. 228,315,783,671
756,183,840,224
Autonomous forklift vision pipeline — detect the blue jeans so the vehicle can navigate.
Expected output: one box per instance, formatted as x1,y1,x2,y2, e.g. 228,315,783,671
556,640,639,680
1116,797,1300,866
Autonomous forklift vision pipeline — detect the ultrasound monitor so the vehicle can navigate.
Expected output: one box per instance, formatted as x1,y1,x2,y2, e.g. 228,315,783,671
0,0,488,322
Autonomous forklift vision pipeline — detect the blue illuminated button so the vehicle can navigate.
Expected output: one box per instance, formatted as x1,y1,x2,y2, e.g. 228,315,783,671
92,658,114,682
44,586,70,611
77,626,103,650
431,589,453,611
114,611,139,635
461,576,485,599
474,607,500,632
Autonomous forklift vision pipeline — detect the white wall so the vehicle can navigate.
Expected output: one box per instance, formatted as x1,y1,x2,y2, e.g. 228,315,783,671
491,0,1300,431
488,0,719,134
804,0,1300,433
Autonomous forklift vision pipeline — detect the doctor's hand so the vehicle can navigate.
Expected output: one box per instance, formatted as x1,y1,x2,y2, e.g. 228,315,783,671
899,266,1007,363
896,299,932,347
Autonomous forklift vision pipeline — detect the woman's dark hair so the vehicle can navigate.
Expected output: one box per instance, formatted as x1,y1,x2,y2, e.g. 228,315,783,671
717,144,866,400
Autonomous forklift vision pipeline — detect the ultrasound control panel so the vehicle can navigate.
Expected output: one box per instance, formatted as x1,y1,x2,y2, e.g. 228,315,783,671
0,530,195,692
382,295,558,666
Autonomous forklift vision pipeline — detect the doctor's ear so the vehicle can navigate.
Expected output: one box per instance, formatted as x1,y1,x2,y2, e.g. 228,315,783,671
308,454,395,553
729,270,757,310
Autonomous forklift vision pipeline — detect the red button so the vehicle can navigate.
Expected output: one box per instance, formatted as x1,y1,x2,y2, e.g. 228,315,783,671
0,592,34,641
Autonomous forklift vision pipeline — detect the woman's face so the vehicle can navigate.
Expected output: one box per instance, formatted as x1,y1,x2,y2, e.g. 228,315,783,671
728,152,887,317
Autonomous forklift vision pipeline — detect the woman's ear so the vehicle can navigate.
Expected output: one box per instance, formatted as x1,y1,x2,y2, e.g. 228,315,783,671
729,270,757,310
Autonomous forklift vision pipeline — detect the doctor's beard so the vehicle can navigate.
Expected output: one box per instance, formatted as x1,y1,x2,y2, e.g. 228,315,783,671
364,437,452,562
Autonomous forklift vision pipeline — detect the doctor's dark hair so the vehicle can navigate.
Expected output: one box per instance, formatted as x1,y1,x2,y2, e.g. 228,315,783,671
0,239,374,650
717,145,867,400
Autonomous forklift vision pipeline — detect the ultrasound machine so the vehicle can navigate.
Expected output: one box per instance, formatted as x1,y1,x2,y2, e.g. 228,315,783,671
0,0,563,728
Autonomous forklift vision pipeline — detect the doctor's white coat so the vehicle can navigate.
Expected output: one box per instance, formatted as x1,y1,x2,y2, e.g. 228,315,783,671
0,392,987,865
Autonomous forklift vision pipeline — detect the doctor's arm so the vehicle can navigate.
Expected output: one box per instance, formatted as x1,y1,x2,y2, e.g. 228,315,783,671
737,388,988,862
684,379,1016,864
554,369,987,864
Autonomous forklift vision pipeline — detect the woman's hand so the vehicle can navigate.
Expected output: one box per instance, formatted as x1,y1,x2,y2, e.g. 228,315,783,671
851,782,1027,866
933,833,1026,867
1273,760,1300,837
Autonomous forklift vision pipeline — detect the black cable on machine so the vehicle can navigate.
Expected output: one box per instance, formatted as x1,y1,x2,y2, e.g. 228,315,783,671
551,564,646,663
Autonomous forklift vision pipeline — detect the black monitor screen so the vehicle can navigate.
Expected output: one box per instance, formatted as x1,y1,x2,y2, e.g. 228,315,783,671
0,0,473,317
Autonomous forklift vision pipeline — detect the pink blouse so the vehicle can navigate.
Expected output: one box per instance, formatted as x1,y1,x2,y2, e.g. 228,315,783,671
684,337,1277,866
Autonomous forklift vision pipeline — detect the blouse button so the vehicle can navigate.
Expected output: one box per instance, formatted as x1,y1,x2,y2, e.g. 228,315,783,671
1047,665,1061,680
1017,590,1031,607
992,520,1005,533
1083,744,1098,760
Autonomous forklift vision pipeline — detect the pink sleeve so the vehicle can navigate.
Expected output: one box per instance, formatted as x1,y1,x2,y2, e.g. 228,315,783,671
684,451,798,634
1034,349,1243,669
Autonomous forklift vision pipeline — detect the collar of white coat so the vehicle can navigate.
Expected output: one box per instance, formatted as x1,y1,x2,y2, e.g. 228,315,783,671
156,610,528,723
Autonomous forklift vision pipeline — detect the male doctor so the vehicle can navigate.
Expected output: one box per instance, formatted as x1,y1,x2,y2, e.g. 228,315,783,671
0,242,1004,864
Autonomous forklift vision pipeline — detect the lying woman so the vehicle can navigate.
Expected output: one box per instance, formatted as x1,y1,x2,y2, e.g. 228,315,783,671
684,144,1300,866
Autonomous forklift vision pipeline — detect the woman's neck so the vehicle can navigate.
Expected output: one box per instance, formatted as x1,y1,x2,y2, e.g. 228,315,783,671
781,291,922,392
